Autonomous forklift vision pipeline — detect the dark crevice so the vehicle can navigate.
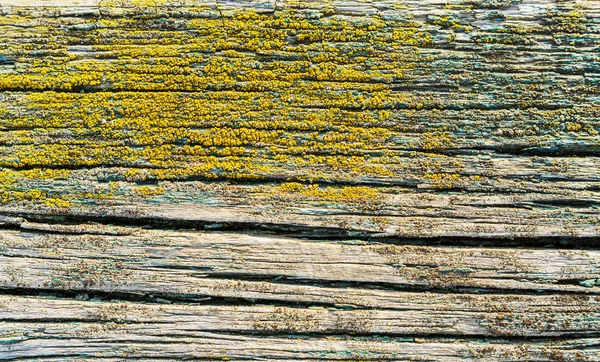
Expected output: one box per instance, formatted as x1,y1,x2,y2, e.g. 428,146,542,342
1,268,598,309
99,175,422,188
401,145,600,158
155,270,600,295
531,199,600,207
1,211,599,249
14,331,600,344
2,313,600,344
0,287,334,308
459,200,600,209
84,331,600,341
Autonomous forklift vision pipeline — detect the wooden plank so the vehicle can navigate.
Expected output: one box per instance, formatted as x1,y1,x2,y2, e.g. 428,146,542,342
2,294,600,338
0,297,599,362
1,225,599,293
3,331,598,361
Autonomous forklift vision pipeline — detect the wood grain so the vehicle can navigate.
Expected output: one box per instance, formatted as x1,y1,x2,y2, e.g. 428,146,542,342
0,0,599,360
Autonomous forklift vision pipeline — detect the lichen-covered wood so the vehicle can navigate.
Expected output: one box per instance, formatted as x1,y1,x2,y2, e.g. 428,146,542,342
0,0,599,360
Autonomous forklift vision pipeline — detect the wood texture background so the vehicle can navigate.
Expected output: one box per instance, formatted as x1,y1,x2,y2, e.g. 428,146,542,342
0,0,599,360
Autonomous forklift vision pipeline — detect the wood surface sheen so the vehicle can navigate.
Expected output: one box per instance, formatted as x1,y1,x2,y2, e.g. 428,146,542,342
0,0,599,360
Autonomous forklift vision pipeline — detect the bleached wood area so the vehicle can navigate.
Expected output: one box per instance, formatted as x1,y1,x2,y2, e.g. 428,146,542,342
0,0,599,360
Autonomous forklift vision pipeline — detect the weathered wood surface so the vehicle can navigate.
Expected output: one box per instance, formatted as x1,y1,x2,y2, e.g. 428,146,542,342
2,296,600,360
1,0,600,360
2,223,600,294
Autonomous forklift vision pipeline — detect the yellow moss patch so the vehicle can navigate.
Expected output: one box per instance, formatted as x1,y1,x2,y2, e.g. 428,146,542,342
278,183,379,201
